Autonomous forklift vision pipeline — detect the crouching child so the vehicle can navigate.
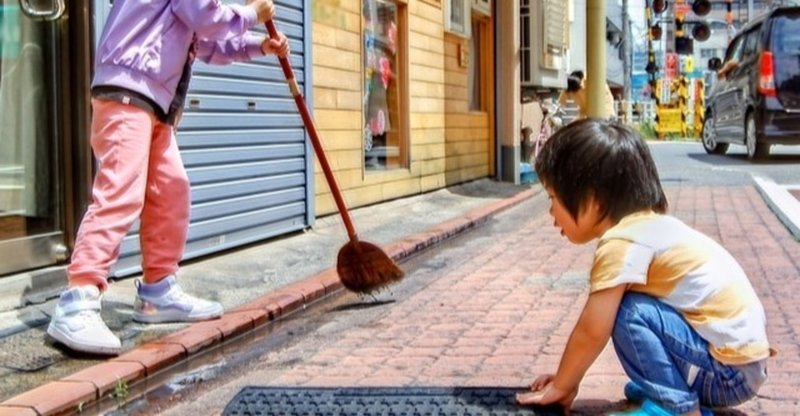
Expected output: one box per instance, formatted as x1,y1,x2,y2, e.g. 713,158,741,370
516,119,771,416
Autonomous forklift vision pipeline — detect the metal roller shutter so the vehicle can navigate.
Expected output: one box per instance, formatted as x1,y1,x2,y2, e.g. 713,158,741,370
111,0,312,277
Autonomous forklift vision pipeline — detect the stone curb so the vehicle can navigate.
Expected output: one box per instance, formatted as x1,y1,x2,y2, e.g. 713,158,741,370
753,176,800,241
0,187,538,415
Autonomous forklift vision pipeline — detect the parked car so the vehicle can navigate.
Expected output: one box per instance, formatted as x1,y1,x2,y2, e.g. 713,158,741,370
702,6,800,160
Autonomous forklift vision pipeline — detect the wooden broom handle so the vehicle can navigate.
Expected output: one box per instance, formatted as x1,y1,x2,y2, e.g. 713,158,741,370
265,20,359,242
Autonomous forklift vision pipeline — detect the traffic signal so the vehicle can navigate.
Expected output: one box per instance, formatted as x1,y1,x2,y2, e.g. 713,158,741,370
692,22,711,41
653,0,668,14
688,0,711,43
675,0,686,37
675,0,689,54
676,36,694,55
691,0,711,17
650,24,663,41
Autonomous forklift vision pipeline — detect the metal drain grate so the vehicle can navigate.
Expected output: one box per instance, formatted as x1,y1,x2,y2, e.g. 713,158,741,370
0,329,64,372
223,387,563,416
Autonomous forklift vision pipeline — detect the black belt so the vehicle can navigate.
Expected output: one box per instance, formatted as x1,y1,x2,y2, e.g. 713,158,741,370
91,86,170,124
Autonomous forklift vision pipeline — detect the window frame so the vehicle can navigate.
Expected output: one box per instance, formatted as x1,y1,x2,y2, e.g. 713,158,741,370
361,0,410,172
445,0,471,38
741,26,762,62
468,16,490,112
724,34,745,64
472,0,491,17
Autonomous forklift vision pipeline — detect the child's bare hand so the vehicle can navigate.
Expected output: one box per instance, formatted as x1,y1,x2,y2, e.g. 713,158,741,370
261,32,290,58
516,376,577,412
247,0,276,23
528,374,556,391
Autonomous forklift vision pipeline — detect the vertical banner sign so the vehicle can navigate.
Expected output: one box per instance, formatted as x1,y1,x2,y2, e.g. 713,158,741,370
665,53,678,79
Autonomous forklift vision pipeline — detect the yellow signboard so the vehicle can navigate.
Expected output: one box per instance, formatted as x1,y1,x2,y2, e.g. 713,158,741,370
655,108,683,137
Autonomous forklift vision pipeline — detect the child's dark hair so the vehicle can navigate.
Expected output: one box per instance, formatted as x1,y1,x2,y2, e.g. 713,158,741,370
569,70,585,80
534,118,668,223
566,74,583,93
566,70,585,92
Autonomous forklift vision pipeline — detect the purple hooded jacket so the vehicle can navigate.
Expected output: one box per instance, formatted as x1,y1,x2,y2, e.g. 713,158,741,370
92,0,266,116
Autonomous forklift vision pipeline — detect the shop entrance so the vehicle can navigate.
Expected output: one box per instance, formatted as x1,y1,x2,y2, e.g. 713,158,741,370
0,0,68,275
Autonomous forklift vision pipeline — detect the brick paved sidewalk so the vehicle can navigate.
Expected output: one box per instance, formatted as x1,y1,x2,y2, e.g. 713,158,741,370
254,186,800,415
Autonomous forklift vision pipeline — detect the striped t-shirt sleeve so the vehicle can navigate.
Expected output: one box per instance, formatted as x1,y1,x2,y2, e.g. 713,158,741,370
590,238,655,292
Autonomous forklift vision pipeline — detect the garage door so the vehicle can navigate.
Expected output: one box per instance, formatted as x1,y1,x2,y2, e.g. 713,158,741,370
103,1,312,276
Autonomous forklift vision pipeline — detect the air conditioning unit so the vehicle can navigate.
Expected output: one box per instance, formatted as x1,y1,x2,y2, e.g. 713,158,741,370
520,0,568,89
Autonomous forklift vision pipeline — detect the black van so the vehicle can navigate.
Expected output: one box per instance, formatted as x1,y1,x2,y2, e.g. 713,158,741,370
702,7,800,160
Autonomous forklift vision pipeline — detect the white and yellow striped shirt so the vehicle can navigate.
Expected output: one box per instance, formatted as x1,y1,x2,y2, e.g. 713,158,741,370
591,211,770,365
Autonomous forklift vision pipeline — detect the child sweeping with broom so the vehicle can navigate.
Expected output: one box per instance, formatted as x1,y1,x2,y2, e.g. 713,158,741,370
47,0,290,355
516,119,771,415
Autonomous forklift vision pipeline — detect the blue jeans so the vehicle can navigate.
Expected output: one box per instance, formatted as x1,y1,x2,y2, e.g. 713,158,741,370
612,293,757,414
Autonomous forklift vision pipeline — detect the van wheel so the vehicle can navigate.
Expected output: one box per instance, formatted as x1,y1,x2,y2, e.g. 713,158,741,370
745,114,769,160
702,115,728,154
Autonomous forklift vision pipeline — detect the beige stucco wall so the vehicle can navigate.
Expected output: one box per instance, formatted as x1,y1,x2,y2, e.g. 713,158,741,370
311,0,493,216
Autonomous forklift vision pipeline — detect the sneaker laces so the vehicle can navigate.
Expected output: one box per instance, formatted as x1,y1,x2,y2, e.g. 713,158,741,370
163,285,207,306
73,309,107,327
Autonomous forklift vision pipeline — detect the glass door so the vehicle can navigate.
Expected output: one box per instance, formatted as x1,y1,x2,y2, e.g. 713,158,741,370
0,0,67,275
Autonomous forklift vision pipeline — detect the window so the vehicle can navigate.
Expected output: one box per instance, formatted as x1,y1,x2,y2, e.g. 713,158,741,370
445,0,470,37
472,0,491,16
520,0,532,83
363,0,407,171
724,35,745,64
468,19,484,111
700,48,719,59
742,27,761,61
772,16,800,57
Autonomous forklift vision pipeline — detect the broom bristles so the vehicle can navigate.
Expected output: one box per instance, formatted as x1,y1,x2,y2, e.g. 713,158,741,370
337,241,404,294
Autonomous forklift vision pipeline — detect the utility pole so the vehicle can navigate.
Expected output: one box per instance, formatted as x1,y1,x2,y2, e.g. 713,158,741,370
622,0,632,122
586,0,607,118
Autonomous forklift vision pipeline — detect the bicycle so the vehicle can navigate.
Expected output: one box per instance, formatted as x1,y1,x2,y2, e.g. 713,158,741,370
533,101,564,161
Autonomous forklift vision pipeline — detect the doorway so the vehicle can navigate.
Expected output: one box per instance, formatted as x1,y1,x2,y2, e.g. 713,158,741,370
0,0,69,275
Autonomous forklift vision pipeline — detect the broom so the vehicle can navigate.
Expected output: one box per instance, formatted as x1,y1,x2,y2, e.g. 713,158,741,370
265,20,404,294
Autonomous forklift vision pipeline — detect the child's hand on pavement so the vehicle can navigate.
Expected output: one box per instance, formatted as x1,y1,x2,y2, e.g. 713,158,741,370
261,32,290,58
516,374,577,414
247,0,276,23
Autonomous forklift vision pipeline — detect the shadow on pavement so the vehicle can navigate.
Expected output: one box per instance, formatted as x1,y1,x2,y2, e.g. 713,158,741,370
331,299,397,312
445,180,534,199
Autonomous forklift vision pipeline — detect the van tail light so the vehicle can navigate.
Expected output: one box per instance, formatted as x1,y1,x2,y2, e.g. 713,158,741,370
758,51,777,97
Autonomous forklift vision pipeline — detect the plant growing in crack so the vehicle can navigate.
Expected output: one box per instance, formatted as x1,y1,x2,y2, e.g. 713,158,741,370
109,378,129,409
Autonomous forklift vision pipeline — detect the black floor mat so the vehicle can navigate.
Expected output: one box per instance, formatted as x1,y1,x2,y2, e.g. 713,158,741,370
223,387,563,416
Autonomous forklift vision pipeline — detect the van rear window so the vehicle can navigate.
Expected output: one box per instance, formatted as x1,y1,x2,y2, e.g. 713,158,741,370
772,14,800,56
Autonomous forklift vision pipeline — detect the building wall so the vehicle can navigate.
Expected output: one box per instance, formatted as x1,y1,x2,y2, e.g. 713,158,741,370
310,0,493,216
443,32,492,185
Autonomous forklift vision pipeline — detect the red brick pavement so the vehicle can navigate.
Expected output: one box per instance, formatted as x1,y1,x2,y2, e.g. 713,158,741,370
268,186,800,415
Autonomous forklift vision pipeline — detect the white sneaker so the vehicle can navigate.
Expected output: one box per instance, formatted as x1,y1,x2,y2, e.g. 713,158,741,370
46,285,122,355
133,275,223,323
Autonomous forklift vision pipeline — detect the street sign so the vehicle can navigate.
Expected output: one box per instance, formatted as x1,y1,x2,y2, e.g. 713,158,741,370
665,53,679,79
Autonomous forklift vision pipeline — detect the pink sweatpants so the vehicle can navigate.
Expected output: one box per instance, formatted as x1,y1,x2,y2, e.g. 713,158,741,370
68,99,190,291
